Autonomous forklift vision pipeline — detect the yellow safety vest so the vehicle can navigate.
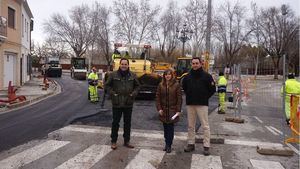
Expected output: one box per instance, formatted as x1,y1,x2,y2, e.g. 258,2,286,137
112,53,121,60
88,72,98,80
218,76,227,93
218,76,227,86
281,79,300,95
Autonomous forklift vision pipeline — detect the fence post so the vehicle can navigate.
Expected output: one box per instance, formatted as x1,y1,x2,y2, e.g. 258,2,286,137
282,54,286,144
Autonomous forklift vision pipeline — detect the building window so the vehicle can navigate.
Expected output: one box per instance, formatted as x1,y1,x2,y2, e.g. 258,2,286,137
8,7,15,28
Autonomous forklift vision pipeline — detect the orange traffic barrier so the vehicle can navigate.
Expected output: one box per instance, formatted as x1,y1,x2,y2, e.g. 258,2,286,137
285,95,300,144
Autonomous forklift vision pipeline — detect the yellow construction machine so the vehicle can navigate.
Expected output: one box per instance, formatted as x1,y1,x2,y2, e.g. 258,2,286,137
175,54,211,81
111,43,161,98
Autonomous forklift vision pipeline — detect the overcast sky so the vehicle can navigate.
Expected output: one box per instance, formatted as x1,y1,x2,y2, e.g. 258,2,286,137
27,0,299,44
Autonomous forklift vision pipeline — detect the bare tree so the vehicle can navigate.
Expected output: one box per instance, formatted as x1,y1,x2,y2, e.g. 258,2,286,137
247,3,265,79
137,0,161,44
287,25,299,76
93,2,112,68
256,5,298,79
43,4,95,58
183,0,207,57
155,0,181,61
214,1,251,66
112,0,138,44
112,0,160,44
44,37,69,59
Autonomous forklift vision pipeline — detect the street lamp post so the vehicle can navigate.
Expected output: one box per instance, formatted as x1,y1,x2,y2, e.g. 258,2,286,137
176,23,193,57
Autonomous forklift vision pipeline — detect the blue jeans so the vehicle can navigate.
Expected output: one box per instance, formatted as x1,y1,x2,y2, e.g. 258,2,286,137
163,123,174,147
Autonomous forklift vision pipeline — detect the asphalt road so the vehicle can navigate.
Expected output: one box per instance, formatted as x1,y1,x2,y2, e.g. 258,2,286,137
0,74,99,152
72,93,220,132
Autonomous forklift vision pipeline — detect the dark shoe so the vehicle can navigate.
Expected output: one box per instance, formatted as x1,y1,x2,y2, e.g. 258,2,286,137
203,147,210,156
124,142,134,149
163,145,167,151
218,110,225,114
111,143,117,150
286,119,290,125
184,144,195,152
166,146,172,153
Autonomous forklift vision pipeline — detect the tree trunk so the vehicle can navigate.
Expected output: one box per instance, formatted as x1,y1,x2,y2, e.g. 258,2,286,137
274,67,279,79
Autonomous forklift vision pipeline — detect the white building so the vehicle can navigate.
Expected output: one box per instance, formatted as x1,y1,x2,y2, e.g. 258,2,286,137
20,0,33,84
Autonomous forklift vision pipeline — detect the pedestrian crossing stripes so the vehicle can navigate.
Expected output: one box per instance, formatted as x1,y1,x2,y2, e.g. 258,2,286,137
0,140,70,169
0,125,290,169
250,159,285,169
55,145,112,169
191,154,222,169
0,140,287,169
125,149,164,169
56,125,283,148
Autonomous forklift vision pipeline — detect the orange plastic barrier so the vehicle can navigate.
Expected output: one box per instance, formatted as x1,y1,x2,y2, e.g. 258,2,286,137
285,95,300,144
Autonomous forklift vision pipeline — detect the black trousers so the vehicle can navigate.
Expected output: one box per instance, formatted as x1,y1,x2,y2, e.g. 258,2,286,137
111,107,132,143
163,123,174,147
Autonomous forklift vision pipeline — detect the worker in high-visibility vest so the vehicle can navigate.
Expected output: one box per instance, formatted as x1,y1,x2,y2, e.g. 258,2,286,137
88,67,99,103
112,49,121,60
124,51,130,59
281,73,300,125
218,72,227,114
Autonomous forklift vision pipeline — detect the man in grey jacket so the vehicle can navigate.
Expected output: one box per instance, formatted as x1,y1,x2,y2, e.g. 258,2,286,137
105,58,140,150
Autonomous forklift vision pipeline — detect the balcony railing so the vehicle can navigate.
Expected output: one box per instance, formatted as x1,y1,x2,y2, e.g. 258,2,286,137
0,16,7,42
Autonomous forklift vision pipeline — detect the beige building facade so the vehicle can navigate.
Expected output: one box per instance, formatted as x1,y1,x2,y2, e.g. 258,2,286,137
0,0,33,90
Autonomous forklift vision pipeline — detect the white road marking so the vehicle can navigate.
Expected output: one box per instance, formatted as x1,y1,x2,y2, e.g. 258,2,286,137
250,159,285,169
286,143,300,155
61,126,110,134
59,125,186,140
225,139,283,147
253,116,263,123
125,149,165,169
55,145,111,169
0,140,69,169
59,125,285,148
269,126,283,135
265,126,279,135
191,154,223,169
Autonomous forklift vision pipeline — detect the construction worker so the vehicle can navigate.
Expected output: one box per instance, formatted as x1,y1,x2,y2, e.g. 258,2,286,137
218,72,227,114
88,67,99,103
281,73,300,125
112,49,121,60
124,51,130,59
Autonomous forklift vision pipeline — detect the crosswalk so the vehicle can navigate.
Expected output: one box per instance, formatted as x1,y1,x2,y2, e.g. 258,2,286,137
0,140,69,169
0,125,291,169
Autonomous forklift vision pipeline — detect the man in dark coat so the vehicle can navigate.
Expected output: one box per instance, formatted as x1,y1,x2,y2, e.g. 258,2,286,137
105,58,140,150
182,57,216,156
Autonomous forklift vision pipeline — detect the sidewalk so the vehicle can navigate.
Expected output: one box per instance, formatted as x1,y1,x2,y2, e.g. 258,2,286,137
0,73,60,113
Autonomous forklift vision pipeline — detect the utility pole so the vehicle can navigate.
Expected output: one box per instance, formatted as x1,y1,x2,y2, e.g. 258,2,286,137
206,0,212,53
205,0,212,71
